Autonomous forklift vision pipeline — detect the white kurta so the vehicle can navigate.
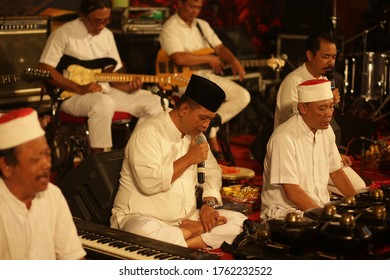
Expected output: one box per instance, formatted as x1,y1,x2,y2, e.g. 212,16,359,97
261,115,342,221
159,13,250,138
111,110,246,248
0,180,86,260
39,19,164,148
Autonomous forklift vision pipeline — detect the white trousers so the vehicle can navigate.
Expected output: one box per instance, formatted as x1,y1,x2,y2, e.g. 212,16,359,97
176,71,251,138
61,87,164,148
120,209,247,249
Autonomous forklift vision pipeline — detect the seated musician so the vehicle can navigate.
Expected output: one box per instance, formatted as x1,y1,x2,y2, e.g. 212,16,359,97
111,75,247,249
261,79,357,221
159,0,251,157
39,0,165,153
0,108,86,259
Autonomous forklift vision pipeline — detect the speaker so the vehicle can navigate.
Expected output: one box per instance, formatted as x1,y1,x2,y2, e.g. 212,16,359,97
0,16,49,100
60,150,124,226
114,33,161,75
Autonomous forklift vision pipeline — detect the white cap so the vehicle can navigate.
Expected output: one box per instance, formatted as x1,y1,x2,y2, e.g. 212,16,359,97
0,108,45,150
298,79,333,103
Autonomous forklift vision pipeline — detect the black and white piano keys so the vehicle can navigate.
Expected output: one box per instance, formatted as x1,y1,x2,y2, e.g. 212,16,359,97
74,218,219,260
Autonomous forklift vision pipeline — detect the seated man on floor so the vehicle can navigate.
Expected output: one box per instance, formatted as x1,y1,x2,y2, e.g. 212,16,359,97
261,79,357,221
111,75,247,249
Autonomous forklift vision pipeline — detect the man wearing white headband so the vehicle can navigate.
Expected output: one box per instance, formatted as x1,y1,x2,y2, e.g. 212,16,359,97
0,108,86,259
272,32,366,195
261,79,357,221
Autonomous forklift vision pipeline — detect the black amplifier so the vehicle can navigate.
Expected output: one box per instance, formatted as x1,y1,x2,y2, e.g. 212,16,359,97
0,16,49,31
0,16,49,105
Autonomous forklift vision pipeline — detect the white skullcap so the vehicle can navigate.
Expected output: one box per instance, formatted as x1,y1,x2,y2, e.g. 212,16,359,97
298,79,333,103
0,108,45,150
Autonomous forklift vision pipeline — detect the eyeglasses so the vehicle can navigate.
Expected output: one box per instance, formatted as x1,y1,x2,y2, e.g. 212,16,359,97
85,15,112,28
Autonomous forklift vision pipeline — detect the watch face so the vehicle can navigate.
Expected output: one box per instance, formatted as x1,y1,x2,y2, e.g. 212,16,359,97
205,199,216,207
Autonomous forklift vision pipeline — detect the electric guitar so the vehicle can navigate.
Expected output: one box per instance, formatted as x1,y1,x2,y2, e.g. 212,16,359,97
0,68,51,85
155,48,286,90
55,55,188,99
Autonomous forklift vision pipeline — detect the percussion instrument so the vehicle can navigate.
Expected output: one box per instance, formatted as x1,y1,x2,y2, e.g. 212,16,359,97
221,166,255,183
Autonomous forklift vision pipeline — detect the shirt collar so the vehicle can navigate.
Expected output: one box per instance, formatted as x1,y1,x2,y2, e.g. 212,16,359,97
173,12,198,28
297,114,316,142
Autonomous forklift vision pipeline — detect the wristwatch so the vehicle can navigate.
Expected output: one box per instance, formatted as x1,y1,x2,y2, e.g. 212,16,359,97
203,199,222,209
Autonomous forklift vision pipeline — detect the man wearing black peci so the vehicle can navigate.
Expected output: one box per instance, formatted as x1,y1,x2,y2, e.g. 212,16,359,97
39,0,164,153
111,75,246,249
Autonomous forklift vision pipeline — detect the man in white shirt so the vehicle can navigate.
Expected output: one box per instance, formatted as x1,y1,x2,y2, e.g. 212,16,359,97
111,75,246,249
273,32,366,193
261,79,357,221
159,0,251,155
39,0,164,153
0,108,86,259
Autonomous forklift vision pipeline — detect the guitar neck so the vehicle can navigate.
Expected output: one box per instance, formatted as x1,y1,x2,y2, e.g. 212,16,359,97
239,59,270,68
94,73,167,84
1,74,19,84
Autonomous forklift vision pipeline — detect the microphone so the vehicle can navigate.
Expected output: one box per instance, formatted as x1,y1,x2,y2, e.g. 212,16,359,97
325,68,338,108
150,86,167,111
150,86,164,97
359,136,378,144
325,68,336,90
195,135,207,184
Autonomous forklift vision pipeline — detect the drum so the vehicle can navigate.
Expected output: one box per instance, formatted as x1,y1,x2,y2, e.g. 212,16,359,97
221,167,255,183
361,52,389,101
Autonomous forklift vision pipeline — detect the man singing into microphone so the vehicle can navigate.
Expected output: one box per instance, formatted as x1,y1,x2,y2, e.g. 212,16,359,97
111,75,246,249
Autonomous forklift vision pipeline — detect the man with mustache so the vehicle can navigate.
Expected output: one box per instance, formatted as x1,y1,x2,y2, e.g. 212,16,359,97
261,79,357,220
273,32,366,193
0,108,86,259
111,75,246,249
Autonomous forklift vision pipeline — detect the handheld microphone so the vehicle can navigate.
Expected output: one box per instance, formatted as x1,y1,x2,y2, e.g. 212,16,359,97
325,69,336,90
325,68,338,108
195,135,207,184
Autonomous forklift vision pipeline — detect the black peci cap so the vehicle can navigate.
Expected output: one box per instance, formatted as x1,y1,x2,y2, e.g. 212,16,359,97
183,75,226,112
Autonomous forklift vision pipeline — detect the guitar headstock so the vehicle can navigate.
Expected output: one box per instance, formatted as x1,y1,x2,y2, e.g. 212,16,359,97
158,73,190,90
20,68,52,83
267,57,286,71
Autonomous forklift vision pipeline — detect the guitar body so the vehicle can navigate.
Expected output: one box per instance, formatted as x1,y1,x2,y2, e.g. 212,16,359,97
57,55,117,74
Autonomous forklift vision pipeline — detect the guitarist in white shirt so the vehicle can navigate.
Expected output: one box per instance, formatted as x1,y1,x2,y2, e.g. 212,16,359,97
159,0,251,156
39,0,165,153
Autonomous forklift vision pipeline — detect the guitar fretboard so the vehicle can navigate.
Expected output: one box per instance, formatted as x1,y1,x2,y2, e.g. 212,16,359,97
95,73,170,84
